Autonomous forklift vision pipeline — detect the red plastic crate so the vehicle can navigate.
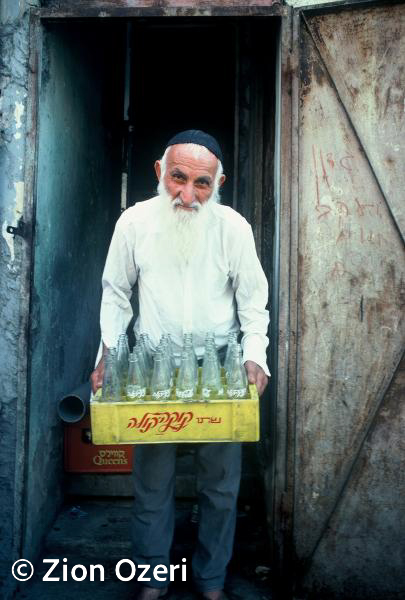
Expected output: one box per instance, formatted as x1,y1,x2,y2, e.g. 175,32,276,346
64,416,134,473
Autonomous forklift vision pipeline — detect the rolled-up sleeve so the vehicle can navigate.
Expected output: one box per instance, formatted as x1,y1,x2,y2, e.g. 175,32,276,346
229,223,270,376
100,214,138,349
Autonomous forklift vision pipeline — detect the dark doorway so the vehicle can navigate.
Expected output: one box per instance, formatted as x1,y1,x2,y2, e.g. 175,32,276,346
127,20,236,207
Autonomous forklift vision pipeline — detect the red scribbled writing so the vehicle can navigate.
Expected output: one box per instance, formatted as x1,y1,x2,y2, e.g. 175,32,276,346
312,146,383,233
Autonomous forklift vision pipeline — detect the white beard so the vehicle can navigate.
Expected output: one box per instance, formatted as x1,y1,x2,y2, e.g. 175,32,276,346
157,181,219,263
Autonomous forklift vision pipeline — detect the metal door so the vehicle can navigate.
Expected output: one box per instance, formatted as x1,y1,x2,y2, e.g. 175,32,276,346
278,3,405,598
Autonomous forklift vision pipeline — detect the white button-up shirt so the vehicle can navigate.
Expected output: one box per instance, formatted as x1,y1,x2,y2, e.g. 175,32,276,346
100,196,270,375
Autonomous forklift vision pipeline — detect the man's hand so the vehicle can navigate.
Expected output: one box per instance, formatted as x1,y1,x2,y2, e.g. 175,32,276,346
90,356,105,394
244,360,269,396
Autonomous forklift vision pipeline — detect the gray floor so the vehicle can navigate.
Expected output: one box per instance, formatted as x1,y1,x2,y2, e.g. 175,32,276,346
14,498,273,600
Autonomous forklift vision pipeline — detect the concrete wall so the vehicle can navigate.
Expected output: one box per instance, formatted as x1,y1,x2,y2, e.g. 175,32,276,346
0,2,39,597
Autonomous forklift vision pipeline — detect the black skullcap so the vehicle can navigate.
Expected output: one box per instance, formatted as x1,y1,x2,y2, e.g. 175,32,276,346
166,129,223,163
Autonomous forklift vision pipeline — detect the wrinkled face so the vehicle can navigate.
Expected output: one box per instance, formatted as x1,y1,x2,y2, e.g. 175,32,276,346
155,144,225,211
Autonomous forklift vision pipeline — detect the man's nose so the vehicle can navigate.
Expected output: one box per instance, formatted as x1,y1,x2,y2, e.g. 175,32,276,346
180,183,195,205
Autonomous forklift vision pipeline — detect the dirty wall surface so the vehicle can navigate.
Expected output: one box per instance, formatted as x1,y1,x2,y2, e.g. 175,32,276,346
0,2,40,597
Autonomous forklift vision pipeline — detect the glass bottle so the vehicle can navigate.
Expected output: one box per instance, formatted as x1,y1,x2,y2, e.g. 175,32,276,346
183,336,198,383
224,332,238,375
205,338,221,379
116,333,130,391
183,332,195,348
238,344,248,388
151,352,171,401
163,333,176,377
176,351,197,401
204,332,217,362
226,344,248,399
140,332,151,347
201,349,223,401
160,336,174,386
126,353,147,401
205,331,215,346
102,347,120,402
134,344,149,388
156,338,173,388
140,333,153,374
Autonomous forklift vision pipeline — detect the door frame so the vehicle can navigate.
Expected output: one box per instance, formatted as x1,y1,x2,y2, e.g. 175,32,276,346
21,0,292,579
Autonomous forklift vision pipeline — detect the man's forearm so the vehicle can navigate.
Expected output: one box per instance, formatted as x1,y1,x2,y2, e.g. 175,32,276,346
90,343,108,393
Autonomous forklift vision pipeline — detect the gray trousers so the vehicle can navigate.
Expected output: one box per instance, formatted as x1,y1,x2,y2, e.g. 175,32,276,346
132,442,242,592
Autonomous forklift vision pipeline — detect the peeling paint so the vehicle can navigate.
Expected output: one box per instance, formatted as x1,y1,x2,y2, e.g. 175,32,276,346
14,100,24,129
15,180,24,216
2,181,24,263
0,2,35,595
2,221,15,262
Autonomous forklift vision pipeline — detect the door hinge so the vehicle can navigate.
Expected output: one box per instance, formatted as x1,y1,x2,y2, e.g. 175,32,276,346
6,217,26,239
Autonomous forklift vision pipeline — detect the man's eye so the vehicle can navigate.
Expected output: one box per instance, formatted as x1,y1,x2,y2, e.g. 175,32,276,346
172,174,185,181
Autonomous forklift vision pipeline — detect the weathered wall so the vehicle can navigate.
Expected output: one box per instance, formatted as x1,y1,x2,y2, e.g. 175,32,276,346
0,1,39,597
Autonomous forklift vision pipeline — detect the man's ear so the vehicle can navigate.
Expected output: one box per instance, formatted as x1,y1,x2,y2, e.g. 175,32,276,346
218,174,226,187
154,160,161,181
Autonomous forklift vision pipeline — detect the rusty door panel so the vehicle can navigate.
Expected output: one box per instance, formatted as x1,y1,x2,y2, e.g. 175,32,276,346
294,5,405,597
305,6,405,240
303,354,405,599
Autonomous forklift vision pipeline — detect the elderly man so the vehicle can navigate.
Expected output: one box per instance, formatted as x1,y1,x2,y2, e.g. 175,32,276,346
91,130,269,600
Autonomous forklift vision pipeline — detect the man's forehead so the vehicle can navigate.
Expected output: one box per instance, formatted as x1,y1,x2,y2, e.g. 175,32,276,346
166,144,218,175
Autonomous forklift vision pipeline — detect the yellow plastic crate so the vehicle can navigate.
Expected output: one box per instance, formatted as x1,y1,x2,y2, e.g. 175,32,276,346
90,383,259,444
